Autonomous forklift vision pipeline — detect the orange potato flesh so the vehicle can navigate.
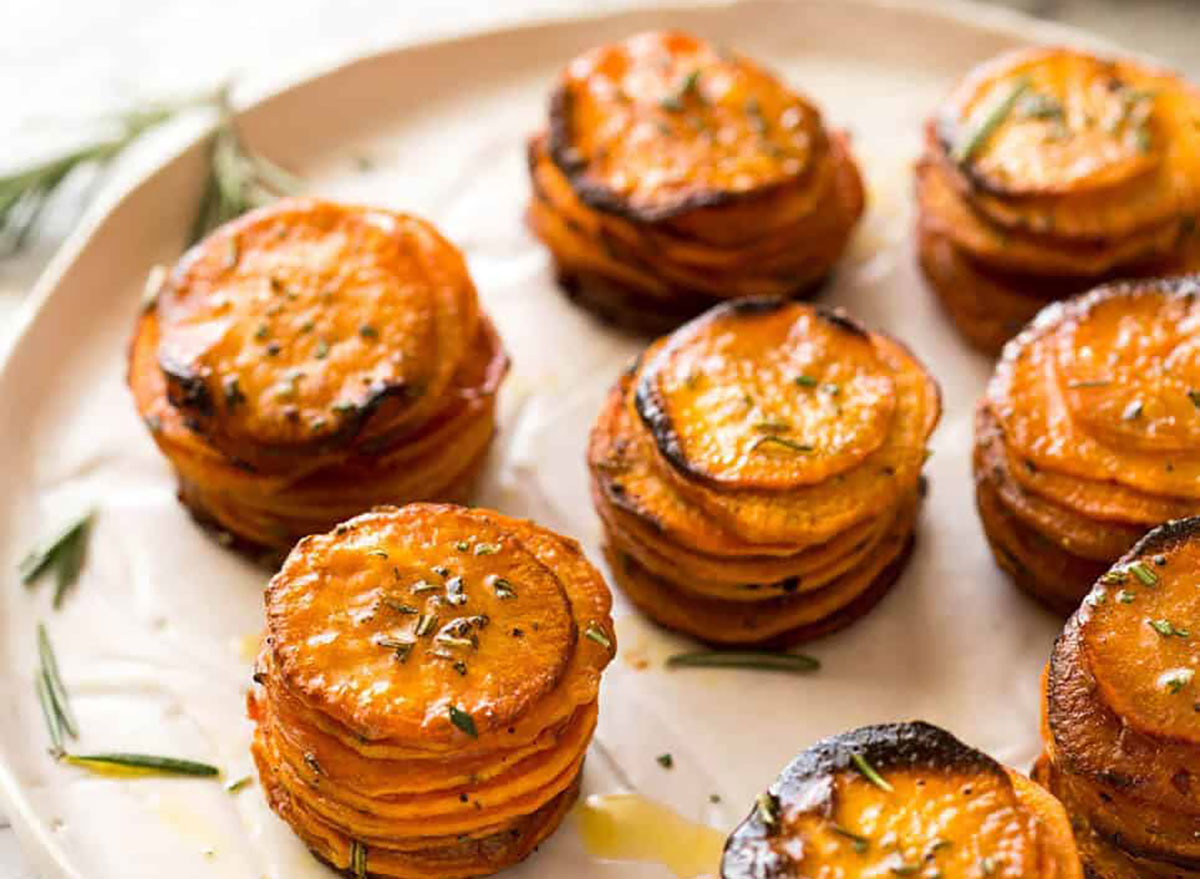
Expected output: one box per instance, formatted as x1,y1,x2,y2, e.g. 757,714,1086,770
1081,524,1200,746
989,279,1200,502
155,198,478,470
252,505,614,879
636,301,896,490
551,31,822,219
723,723,1081,879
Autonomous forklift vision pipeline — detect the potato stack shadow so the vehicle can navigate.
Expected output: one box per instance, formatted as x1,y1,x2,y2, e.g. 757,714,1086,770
528,30,864,334
588,297,940,647
128,199,508,556
250,504,615,879
917,46,1200,354
1038,517,1200,877
974,277,1200,613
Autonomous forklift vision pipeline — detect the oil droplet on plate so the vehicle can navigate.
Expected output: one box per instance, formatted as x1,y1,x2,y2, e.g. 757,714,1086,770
574,793,726,878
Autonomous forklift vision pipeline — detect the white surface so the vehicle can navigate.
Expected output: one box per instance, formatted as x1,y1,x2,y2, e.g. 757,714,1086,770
0,1,1185,878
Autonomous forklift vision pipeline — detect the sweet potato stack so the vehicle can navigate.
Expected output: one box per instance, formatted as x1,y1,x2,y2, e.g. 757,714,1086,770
975,277,1200,613
250,504,615,879
129,198,507,554
588,297,940,646
528,30,864,333
1038,518,1200,877
723,721,1082,879
917,46,1200,354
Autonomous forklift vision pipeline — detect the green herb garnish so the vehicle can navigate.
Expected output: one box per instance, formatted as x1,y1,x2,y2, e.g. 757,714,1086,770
225,775,253,793
656,753,674,769
62,753,219,777
666,650,820,673
36,624,77,745
1149,619,1190,638
21,510,94,609
351,840,368,879
755,791,780,827
751,435,814,454
850,752,893,792
585,622,613,651
831,824,870,854
1161,668,1195,694
449,705,478,738
794,374,819,388
953,77,1032,164
1128,560,1159,587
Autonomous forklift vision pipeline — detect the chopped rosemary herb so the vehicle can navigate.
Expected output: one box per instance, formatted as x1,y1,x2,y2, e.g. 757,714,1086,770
753,420,792,433
415,613,439,638
358,324,378,340
35,671,64,754
666,650,820,673
1149,619,1189,638
381,600,419,615
953,76,1032,164
1128,560,1159,587
367,548,389,558
755,791,780,828
62,752,220,777
656,753,674,769
490,577,517,599
449,705,478,738
1161,668,1195,694
411,580,439,594
584,622,613,651
850,752,893,792
20,509,94,609
1116,589,1136,604
1189,389,1200,409
455,540,470,551
751,435,814,454
303,752,324,776
831,824,870,854
351,840,368,879
473,543,500,555
225,775,253,793
794,374,819,387
890,865,920,876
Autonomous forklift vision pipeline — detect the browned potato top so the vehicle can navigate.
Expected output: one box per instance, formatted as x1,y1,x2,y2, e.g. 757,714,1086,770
155,198,477,459
549,30,824,220
635,298,899,491
265,505,614,745
723,722,1080,879
1080,517,1200,746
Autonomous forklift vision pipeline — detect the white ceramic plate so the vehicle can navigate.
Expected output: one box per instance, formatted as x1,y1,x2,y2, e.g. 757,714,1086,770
0,2,1119,877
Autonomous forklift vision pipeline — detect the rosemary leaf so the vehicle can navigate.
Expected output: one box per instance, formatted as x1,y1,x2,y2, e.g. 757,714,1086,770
953,77,1032,164
61,752,220,777
225,775,253,793
584,622,613,651
850,752,894,792
666,650,820,673
19,510,94,601
37,623,78,738
351,840,368,879
449,705,478,738
751,435,814,454
35,671,64,755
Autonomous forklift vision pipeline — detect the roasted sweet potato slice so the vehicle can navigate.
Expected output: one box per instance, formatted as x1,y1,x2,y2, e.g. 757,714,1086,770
933,47,1200,238
990,278,1200,501
1079,517,1200,747
639,306,940,545
154,198,478,472
723,722,1081,879
548,31,825,222
635,298,896,490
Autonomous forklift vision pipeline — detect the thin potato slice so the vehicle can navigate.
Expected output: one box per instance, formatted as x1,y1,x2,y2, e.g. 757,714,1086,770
990,278,1200,501
549,31,824,221
635,299,896,491
1080,518,1200,747
722,722,1081,879
155,198,478,471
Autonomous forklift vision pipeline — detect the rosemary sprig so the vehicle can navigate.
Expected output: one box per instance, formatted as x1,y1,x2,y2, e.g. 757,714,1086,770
225,775,253,793
20,509,94,609
850,752,894,792
351,840,368,879
584,622,613,651
61,752,219,777
36,623,78,744
449,705,478,738
0,103,192,255
189,87,301,244
666,650,820,673
953,76,1032,164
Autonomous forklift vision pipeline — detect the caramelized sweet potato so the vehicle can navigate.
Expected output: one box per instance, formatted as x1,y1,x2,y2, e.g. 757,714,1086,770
251,504,614,879
723,722,1081,879
528,30,864,330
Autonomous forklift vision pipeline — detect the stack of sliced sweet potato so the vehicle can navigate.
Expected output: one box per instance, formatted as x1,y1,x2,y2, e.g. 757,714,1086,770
975,277,1200,612
588,297,940,646
528,30,864,333
917,47,1200,354
1039,517,1200,877
250,504,615,879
